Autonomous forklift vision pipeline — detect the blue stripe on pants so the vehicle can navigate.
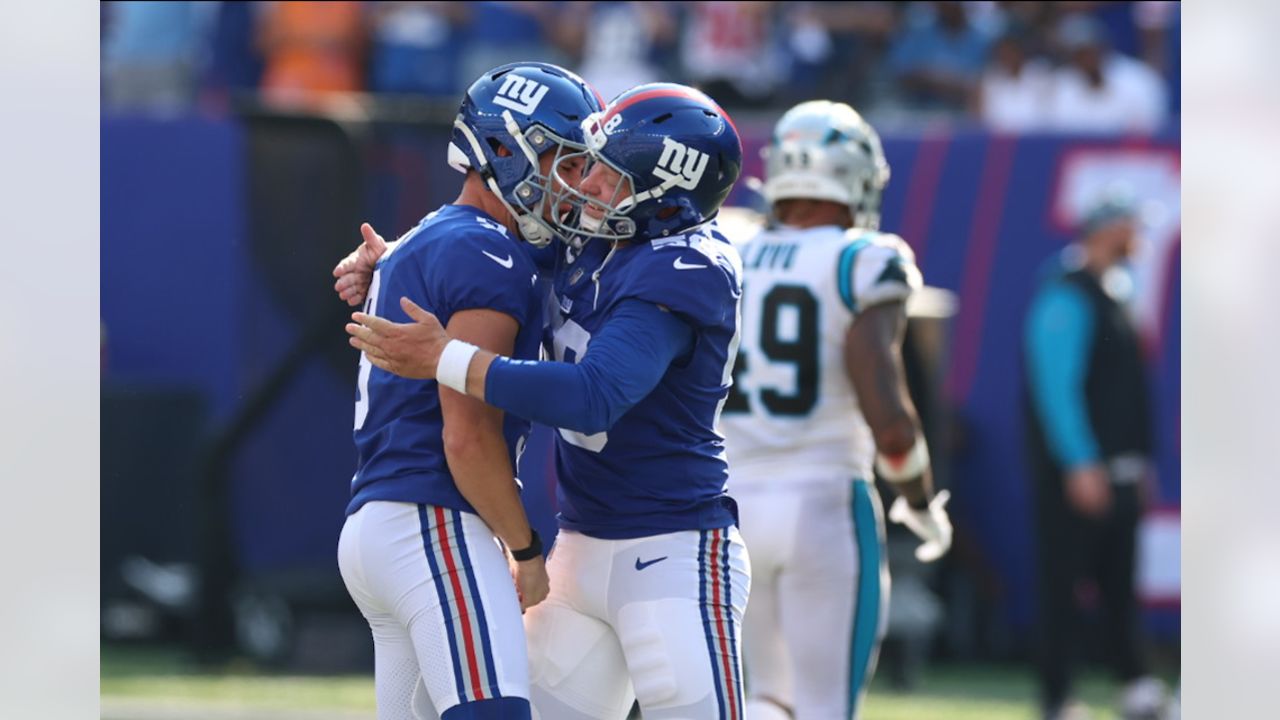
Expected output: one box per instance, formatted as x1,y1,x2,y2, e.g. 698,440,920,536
698,529,728,719
420,504,469,704
847,481,884,717
450,509,501,696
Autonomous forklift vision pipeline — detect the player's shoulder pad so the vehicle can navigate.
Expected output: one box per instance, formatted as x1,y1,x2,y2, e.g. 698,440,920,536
432,212,538,278
837,229,922,315
622,223,743,328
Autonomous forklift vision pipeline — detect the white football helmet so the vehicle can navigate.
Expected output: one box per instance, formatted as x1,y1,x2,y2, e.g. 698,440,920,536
762,100,890,229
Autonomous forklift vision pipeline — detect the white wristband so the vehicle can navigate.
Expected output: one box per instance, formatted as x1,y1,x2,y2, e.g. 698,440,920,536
875,437,931,482
437,339,480,394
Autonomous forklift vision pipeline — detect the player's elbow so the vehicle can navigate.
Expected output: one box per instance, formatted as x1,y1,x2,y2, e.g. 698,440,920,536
560,409,615,436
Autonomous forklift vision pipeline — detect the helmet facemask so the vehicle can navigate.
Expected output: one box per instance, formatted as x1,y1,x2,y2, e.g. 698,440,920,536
451,109,591,247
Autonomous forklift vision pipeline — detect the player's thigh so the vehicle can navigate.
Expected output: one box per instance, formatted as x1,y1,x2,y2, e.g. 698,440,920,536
782,481,887,720
524,595,634,720
338,507,437,720
736,489,801,709
609,527,749,719
408,507,530,713
346,502,530,715
368,612,440,720
740,561,794,714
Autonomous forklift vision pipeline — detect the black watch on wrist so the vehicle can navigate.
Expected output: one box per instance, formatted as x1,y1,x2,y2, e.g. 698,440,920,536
511,529,543,562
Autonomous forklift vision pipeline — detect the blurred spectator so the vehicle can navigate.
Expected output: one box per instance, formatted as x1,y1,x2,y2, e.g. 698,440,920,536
678,2,786,109
102,1,214,115
978,28,1053,132
887,1,992,117
201,2,266,112
368,2,470,98
784,1,897,107
1022,194,1169,720
562,2,676,103
257,1,366,108
458,2,572,93
1046,14,1167,133
1133,1,1180,114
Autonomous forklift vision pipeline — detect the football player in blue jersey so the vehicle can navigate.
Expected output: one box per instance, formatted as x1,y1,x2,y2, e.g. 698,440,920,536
343,84,750,720
334,62,602,720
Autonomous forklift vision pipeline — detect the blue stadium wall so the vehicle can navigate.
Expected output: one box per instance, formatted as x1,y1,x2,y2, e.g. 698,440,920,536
102,117,1180,636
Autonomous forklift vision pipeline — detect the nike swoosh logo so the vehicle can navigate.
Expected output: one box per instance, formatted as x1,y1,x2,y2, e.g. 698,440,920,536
634,556,668,571
673,257,707,270
482,250,514,269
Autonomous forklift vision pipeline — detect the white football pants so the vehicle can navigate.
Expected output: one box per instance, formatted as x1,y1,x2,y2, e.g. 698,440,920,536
338,501,530,719
525,526,750,720
737,480,889,720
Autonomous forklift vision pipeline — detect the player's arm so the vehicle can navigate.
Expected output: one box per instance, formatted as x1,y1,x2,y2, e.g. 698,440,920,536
845,301,952,562
1024,282,1110,516
348,298,693,433
474,299,693,433
438,308,548,609
846,301,933,505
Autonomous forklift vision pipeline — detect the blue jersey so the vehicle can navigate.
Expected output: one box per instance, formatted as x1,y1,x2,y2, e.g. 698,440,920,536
545,224,743,538
349,205,542,516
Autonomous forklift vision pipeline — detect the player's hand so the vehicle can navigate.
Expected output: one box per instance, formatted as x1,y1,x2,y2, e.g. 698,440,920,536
888,489,953,563
333,223,389,306
512,555,550,611
1066,464,1111,517
347,297,448,379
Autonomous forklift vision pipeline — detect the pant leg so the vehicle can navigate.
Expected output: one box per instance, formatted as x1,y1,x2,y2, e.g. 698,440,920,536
340,502,530,719
1033,464,1078,711
1097,486,1147,682
780,481,885,720
607,527,751,720
339,504,436,720
736,488,795,714
526,531,635,720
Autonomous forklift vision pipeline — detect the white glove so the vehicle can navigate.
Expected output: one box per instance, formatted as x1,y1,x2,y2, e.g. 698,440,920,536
888,489,953,563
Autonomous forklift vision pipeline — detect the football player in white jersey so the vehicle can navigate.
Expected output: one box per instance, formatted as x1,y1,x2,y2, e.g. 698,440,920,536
719,100,953,720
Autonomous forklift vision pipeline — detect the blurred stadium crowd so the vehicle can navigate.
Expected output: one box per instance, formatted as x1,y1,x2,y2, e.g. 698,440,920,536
101,0,1179,132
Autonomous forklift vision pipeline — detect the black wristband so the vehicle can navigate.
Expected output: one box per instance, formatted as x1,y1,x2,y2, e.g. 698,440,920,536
511,529,543,562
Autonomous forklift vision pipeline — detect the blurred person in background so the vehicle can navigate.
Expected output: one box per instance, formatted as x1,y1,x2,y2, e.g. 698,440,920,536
560,1,677,103
978,27,1054,132
679,1,786,109
1045,14,1167,134
102,1,214,114
200,2,266,112
779,2,897,109
368,2,470,99
334,62,603,719
886,1,992,119
1023,195,1169,720
257,1,366,108
721,100,952,720
458,2,574,96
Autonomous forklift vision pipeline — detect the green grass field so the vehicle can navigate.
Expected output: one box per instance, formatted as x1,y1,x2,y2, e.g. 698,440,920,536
101,644,1146,720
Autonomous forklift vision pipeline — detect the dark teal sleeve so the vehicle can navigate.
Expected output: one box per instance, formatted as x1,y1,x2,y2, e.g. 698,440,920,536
1025,282,1100,468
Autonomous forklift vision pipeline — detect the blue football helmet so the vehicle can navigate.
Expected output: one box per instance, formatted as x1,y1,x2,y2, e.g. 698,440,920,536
551,83,742,243
448,62,604,247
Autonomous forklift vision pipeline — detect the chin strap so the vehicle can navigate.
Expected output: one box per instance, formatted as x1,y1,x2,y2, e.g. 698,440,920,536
452,117,554,247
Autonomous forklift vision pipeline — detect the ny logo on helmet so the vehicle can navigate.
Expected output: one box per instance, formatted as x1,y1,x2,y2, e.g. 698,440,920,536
653,137,708,190
494,74,550,115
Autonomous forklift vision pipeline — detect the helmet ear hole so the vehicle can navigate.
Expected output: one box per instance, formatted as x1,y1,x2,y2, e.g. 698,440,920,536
487,137,513,158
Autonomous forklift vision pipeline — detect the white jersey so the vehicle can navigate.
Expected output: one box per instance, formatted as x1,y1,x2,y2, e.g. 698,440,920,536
720,224,922,488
